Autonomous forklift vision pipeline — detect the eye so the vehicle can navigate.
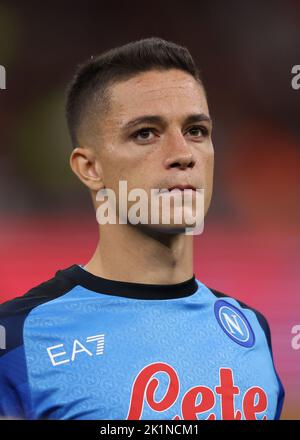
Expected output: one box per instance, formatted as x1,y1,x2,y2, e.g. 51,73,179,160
186,125,209,138
131,127,156,142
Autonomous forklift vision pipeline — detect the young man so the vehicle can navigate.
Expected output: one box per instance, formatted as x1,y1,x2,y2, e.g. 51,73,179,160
0,38,284,420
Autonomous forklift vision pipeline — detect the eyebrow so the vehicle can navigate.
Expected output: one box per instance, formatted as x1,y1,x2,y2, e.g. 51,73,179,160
121,113,212,131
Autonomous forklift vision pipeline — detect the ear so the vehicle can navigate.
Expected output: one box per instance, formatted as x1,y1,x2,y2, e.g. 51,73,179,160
69,146,104,191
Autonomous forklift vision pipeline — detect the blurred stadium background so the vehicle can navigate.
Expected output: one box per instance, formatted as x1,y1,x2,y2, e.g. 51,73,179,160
0,0,299,419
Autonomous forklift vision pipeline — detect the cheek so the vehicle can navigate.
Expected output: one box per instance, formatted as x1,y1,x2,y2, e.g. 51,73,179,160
206,151,214,183
99,147,128,186
201,151,214,213
102,158,146,193
198,147,214,185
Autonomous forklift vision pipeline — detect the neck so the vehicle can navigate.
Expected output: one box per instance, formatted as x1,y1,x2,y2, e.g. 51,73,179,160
84,223,194,284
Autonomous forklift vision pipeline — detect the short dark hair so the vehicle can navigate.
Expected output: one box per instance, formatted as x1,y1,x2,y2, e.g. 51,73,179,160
65,37,204,148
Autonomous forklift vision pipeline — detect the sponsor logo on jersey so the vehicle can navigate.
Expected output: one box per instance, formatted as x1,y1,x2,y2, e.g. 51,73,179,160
46,334,105,366
126,362,268,420
214,300,255,348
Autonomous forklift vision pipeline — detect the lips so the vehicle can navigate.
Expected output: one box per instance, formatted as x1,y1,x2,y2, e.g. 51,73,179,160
159,185,197,193
168,185,196,191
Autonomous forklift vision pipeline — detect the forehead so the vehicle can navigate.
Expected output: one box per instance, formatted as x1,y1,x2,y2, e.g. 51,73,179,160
106,69,209,125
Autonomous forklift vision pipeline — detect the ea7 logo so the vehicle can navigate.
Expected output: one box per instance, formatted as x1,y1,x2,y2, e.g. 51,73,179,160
47,334,105,366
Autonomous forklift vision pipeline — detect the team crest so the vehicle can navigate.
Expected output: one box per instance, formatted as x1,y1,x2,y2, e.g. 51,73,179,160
214,300,255,348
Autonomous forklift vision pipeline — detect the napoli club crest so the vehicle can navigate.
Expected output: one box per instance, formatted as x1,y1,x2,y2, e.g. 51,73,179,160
214,300,255,348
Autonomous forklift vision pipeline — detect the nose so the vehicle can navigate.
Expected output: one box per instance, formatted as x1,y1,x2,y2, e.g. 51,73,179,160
163,132,195,170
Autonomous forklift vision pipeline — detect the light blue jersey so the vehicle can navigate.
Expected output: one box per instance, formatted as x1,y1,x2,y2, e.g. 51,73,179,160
0,264,284,420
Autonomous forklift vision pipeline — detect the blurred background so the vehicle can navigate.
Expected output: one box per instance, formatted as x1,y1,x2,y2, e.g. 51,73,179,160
0,0,299,419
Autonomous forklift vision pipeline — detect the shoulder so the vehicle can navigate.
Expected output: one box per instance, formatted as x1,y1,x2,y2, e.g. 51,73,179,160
0,266,77,356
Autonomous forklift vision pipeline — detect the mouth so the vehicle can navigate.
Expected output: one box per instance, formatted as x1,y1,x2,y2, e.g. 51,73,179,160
159,185,197,194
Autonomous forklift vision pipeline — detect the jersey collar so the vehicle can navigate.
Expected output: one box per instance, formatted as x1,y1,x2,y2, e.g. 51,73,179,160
58,264,198,300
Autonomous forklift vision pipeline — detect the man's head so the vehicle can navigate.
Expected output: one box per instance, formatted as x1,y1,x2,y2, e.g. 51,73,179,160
66,37,214,233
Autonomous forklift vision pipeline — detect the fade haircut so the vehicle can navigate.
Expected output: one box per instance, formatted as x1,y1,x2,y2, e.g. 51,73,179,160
65,37,204,148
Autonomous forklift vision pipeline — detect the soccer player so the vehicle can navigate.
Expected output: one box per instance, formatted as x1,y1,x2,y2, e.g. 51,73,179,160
0,38,284,420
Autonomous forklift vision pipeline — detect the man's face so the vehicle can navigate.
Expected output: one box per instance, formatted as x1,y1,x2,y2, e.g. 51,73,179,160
94,68,214,233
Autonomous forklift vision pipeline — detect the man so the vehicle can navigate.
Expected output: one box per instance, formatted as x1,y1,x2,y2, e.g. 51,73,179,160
0,37,284,420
